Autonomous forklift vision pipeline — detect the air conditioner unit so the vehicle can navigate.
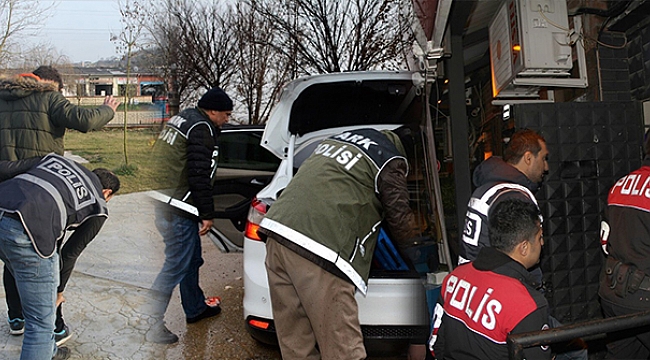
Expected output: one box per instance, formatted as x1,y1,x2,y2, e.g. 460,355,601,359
489,0,573,97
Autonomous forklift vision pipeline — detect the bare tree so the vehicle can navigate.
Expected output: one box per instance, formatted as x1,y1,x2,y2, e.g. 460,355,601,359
143,0,415,122
145,0,238,112
249,0,415,74
11,43,71,71
231,1,290,124
112,0,148,171
0,0,55,67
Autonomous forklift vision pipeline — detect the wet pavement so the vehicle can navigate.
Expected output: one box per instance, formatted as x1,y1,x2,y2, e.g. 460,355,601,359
0,192,283,360
0,192,408,360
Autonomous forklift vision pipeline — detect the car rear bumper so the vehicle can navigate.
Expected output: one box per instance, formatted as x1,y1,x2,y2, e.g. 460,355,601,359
245,315,278,346
244,238,431,353
245,315,428,356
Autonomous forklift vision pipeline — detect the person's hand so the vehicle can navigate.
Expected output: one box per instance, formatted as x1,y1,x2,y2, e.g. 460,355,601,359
199,219,213,236
103,96,121,112
407,344,427,360
56,292,65,307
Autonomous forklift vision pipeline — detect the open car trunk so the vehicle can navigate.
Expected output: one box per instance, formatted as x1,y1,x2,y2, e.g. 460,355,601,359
262,71,451,279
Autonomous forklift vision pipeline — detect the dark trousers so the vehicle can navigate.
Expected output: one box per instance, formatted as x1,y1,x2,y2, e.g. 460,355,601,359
602,299,650,359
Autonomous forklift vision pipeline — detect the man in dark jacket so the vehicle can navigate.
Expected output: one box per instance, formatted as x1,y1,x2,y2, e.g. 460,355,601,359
259,126,421,360
598,132,650,359
0,154,119,360
459,129,548,269
0,66,120,343
146,87,232,344
430,199,551,360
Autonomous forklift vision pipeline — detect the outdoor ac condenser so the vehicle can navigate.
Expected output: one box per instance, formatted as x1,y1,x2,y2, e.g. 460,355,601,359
489,0,573,97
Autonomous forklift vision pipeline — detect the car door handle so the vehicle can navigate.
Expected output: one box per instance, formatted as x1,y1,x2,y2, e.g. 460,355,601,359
250,179,265,185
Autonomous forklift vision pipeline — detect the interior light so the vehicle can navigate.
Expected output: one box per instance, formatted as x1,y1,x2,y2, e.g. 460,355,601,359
512,45,521,51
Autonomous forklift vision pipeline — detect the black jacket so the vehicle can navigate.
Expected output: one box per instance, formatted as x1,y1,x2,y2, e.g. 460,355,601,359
430,247,551,360
459,156,540,264
599,158,650,310
150,108,220,219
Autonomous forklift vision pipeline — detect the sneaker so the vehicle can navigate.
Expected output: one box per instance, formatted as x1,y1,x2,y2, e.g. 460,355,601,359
145,321,178,344
54,325,72,346
8,317,24,335
186,304,221,324
52,346,71,360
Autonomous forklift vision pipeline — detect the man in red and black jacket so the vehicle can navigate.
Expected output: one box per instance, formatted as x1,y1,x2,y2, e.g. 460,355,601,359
429,199,551,360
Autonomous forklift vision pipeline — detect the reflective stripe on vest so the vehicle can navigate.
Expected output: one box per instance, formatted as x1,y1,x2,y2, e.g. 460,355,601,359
470,183,539,216
148,190,199,217
14,173,67,234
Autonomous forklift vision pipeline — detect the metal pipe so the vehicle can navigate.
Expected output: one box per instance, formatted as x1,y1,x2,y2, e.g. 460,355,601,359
508,310,650,359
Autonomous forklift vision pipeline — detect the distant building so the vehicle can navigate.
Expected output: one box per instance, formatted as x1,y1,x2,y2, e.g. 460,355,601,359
60,67,166,104
56,67,168,127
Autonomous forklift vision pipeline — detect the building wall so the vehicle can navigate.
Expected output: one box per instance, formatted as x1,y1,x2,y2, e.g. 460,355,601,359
598,32,631,102
628,24,650,101
65,95,152,106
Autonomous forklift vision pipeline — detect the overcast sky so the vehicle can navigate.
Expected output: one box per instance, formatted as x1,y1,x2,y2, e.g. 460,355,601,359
34,0,123,63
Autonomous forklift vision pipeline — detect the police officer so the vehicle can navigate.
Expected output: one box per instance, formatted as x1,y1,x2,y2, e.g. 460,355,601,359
146,87,232,344
430,199,550,360
599,133,650,359
0,154,119,360
260,126,421,360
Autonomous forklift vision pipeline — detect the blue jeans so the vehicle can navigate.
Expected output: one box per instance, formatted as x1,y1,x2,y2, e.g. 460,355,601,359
0,213,58,360
151,206,207,319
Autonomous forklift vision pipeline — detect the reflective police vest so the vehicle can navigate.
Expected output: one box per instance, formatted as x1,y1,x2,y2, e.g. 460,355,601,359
261,128,407,294
460,183,539,264
148,109,219,217
0,154,108,258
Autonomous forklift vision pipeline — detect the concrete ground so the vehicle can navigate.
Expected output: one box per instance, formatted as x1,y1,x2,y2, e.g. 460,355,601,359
0,192,605,360
0,192,283,360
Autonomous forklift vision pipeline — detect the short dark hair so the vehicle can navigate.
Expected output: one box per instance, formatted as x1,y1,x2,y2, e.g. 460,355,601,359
488,199,541,253
504,129,545,164
32,65,63,91
93,168,120,195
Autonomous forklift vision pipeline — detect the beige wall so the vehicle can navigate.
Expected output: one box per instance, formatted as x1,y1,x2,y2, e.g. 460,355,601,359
65,95,153,107
106,111,164,127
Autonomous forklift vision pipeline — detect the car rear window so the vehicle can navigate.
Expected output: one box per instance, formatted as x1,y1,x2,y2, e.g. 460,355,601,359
218,131,280,172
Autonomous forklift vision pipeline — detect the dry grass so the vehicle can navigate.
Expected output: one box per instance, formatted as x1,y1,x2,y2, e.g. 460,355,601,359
64,128,161,194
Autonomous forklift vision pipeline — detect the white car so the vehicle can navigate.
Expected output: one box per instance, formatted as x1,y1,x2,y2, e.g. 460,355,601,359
242,71,446,356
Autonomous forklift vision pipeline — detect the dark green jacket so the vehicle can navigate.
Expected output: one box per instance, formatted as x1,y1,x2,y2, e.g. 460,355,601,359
260,129,417,294
149,108,220,219
0,74,115,160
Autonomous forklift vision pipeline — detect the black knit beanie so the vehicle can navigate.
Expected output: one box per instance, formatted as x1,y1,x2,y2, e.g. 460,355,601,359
198,87,233,111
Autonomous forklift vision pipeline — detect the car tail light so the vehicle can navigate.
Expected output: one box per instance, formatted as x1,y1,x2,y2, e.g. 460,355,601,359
248,318,271,330
244,197,267,241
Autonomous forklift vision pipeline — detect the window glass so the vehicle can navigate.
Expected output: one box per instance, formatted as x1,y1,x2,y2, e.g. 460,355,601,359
217,131,280,171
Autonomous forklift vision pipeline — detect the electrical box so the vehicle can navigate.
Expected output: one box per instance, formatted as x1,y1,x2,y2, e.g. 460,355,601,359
489,0,573,97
